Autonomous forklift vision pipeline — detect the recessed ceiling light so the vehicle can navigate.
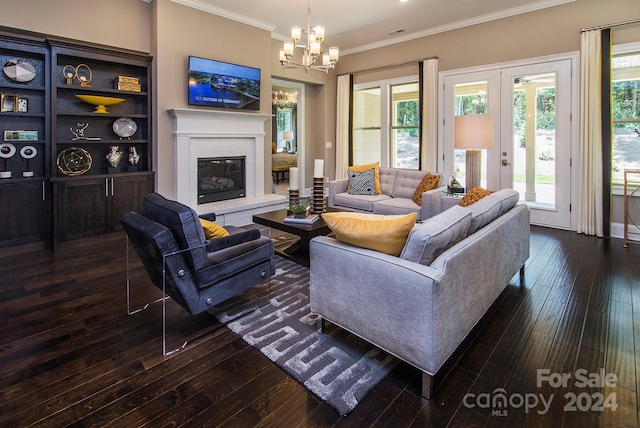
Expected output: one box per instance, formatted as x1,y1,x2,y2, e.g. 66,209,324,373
400,0,409,3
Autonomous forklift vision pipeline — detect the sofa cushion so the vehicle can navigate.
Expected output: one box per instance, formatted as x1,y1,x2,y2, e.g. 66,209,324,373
400,205,472,265
372,198,421,218
378,167,398,195
348,161,382,194
459,186,493,207
412,173,440,205
199,218,230,240
347,168,378,195
391,169,435,199
462,188,520,234
333,192,391,211
322,212,417,256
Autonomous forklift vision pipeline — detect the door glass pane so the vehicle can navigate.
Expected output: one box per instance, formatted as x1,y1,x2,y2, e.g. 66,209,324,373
353,87,381,165
512,73,556,208
454,81,488,189
391,83,419,169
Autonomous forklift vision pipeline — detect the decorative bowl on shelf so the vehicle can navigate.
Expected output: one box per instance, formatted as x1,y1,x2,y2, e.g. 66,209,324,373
75,95,125,114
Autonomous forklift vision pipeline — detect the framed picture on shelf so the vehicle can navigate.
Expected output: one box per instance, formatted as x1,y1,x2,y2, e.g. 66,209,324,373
1,94,16,112
4,130,38,141
16,97,28,113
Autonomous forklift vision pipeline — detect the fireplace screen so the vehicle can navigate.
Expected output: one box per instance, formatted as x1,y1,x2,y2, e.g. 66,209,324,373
197,156,246,204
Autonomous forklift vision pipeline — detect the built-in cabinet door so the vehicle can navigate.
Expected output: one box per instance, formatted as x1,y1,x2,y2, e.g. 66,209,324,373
0,181,49,247
110,174,153,232
55,178,110,241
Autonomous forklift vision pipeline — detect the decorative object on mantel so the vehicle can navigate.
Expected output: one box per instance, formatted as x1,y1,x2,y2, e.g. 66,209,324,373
106,145,123,173
278,0,339,73
19,145,37,177
70,122,101,141
62,63,92,87
0,142,16,178
128,146,140,172
75,94,125,114
3,59,36,83
56,147,92,176
310,159,325,214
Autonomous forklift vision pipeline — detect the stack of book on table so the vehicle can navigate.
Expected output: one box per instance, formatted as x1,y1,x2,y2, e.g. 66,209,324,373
283,213,320,225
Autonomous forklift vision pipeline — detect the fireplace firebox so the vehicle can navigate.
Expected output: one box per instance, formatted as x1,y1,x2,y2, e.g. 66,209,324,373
197,156,246,204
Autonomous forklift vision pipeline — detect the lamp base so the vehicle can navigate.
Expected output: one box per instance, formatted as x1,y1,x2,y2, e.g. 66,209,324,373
465,149,482,191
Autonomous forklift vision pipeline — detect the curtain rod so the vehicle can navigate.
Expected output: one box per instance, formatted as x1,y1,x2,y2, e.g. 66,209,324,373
338,56,438,77
581,18,640,32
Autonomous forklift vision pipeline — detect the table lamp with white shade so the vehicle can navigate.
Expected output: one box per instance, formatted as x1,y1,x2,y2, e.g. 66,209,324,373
454,114,494,191
283,131,293,152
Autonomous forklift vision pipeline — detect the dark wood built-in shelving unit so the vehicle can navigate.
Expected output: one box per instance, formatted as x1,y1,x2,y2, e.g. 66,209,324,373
0,27,154,251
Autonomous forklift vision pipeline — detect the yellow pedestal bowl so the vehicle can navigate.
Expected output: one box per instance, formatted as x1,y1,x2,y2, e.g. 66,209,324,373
75,95,125,114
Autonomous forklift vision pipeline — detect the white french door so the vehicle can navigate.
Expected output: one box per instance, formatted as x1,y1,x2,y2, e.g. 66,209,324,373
442,57,575,229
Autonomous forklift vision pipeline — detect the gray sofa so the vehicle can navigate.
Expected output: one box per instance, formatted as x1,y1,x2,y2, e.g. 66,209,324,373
310,189,530,398
328,167,446,221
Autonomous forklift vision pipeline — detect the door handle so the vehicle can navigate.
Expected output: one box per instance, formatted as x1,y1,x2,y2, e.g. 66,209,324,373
501,159,511,166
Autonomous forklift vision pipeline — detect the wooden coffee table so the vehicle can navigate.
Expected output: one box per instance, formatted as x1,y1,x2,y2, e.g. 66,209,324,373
252,209,332,267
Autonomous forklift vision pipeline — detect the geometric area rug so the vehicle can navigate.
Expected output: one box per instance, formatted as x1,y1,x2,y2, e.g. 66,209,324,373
208,255,398,416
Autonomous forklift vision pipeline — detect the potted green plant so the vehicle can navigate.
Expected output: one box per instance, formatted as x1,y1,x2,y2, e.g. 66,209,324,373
291,204,308,219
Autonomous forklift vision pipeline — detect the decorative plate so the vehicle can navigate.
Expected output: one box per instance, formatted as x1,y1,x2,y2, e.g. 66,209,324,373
56,147,92,176
113,117,137,138
20,145,38,159
3,60,36,83
0,143,17,159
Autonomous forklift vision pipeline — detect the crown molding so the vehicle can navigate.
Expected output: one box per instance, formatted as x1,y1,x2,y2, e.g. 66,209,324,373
341,0,576,56
169,0,276,32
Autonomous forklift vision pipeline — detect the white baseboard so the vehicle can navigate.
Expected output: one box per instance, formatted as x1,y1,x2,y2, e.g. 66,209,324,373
610,222,640,242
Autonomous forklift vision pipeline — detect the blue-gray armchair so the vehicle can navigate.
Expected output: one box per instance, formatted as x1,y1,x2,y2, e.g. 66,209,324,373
121,192,274,355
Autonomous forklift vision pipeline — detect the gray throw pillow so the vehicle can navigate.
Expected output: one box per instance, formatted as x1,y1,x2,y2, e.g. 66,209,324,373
348,168,377,195
400,205,472,265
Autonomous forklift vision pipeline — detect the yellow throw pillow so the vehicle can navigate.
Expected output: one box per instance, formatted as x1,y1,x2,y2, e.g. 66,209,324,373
459,186,493,207
321,212,417,256
199,218,230,240
348,161,382,194
412,173,440,205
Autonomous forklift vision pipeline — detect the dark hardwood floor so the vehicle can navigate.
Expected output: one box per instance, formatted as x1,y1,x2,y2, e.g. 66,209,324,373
0,226,638,427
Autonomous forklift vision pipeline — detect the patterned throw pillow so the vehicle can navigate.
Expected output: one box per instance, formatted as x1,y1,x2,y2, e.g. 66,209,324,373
347,161,382,194
459,186,493,207
348,168,377,195
412,173,440,205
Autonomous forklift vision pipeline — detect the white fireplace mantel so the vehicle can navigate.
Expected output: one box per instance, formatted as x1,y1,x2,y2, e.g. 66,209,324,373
169,108,286,225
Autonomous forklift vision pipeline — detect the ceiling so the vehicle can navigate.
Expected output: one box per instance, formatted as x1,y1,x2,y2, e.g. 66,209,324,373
171,0,575,55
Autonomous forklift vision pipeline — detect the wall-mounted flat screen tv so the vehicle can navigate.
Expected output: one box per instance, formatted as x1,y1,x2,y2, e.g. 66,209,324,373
188,56,261,111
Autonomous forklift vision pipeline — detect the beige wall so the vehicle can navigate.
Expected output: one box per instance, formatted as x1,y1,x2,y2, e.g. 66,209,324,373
0,0,150,52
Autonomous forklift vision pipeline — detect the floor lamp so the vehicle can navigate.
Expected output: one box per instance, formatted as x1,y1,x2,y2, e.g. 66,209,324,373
454,114,494,191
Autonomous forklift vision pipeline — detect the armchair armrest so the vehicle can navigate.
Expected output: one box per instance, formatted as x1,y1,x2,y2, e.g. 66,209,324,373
206,227,261,252
199,212,217,222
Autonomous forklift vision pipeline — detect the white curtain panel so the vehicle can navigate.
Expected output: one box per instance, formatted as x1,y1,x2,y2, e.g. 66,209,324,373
335,74,351,180
421,58,438,172
578,30,604,237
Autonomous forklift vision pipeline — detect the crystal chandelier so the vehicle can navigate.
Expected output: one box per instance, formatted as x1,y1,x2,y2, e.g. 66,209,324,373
278,0,339,73
272,91,297,109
